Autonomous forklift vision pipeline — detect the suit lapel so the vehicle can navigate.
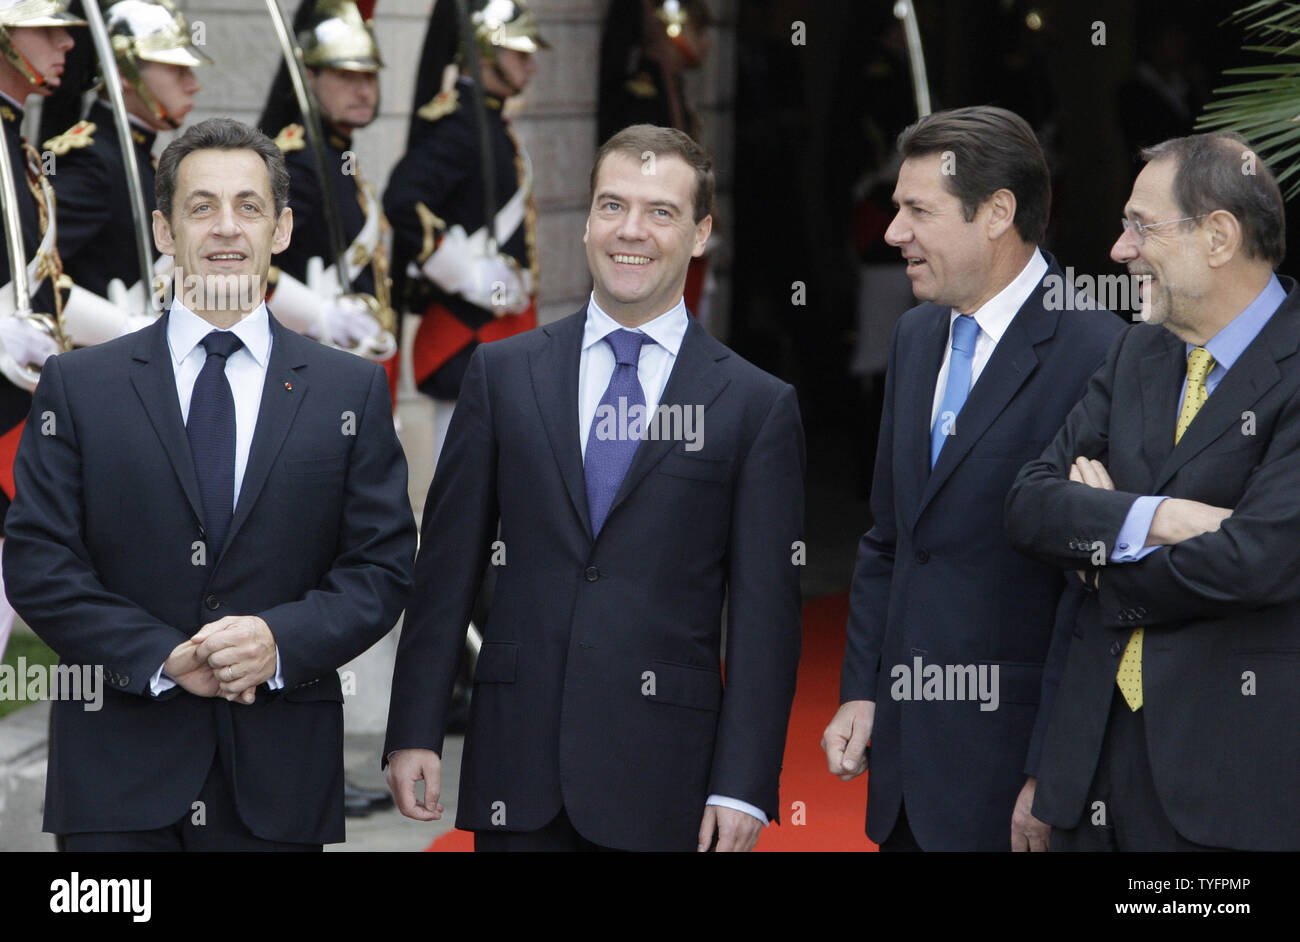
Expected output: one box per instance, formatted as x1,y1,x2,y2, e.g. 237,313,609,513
915,288,1056,520
530,312,592,537
897,308,949,526
603,318,730,526
1138,333,1184,486
223,316,309,561
129,313,204,528
1152,303,1296,492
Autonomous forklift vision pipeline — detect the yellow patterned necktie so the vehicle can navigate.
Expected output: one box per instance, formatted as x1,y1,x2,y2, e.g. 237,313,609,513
1116,346,1215,710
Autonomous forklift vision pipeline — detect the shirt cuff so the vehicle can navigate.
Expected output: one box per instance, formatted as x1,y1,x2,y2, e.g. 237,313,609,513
266,650,284,690
706,795,768,825
1110,495,1168,562
150,662,176,697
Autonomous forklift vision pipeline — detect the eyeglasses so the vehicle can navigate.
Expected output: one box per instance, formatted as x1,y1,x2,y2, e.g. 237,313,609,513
1119,214,1210,244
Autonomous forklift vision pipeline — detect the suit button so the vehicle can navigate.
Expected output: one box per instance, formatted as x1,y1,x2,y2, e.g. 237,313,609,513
1109,641,1123,656
1135,606,1147,617
584,567,600,582
915,550,930,564
205,595,220,611
119,675,130,687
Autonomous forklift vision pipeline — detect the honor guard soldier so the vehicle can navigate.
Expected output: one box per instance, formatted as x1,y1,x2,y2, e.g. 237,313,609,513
46,0,208,346
598,0,713,144
384,0,545,457
598,0,714,318
258,0,396,382
0,0,83,659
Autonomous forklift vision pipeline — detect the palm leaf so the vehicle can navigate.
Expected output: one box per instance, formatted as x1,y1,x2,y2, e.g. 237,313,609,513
1196,0,1300,197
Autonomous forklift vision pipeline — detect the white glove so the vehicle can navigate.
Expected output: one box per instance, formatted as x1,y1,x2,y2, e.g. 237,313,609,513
271,260,396,360
0,314,59,390
324,295,381,348
419,224,530,315
61,283,156,347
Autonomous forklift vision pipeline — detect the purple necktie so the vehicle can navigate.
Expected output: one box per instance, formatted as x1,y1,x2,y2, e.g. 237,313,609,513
585,329,651,535
187,330,243,556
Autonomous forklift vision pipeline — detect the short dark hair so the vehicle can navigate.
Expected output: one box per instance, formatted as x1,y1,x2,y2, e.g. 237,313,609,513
896,106,1051,245
155,117,290,222
590,124,714,223
1140,133,1286,268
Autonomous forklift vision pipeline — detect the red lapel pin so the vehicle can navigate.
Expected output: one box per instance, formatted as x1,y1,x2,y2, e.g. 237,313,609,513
284,381,293,391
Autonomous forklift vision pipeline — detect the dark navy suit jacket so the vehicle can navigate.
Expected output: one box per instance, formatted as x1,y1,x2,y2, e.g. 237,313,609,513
841,253,1123,850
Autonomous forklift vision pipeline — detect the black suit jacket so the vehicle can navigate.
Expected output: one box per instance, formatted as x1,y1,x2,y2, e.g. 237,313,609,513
384,309,805,851
3,313,416,843
1006,278,1300,851
842,255,1123,850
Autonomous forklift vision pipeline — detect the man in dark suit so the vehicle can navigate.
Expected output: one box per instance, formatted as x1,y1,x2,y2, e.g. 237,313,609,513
1006,132,1300,851
821,106,1123,851
3,117,416,851
384,123,804,852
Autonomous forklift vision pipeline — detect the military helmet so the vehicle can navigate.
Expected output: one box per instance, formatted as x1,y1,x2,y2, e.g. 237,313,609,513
0,0,86,87
105,0,209,125
298,0,382,73
470,0,548,63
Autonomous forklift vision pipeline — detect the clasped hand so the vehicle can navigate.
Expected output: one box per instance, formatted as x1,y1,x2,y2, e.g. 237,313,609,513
164,615,278,704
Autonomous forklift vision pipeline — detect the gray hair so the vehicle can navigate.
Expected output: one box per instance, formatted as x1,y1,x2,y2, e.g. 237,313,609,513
1140,133,1286,267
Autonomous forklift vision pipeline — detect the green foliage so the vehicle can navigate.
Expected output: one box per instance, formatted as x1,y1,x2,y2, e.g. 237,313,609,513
1198,0,1300,197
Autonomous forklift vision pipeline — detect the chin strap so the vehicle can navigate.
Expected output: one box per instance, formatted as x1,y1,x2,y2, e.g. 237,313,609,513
0,25,49,87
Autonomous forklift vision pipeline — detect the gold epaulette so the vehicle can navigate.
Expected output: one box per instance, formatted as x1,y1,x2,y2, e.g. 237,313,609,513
43,120,97,156
416,88,459,123
624,73,658,99
274,124,306,153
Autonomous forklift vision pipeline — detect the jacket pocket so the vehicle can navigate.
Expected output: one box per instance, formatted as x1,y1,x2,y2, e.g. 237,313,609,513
286,455,346,477
474,641,518,683
645,659,723,711
656,452,730,483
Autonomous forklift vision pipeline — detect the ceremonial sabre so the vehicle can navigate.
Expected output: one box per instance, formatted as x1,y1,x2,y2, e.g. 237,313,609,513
82,0,159,312
893,0,931,118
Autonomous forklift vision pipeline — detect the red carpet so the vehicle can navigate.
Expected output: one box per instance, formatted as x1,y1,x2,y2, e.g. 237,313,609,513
426,592,874,851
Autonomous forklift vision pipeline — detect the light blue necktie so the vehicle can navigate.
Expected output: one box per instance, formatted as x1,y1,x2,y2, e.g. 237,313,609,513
930,314,980,468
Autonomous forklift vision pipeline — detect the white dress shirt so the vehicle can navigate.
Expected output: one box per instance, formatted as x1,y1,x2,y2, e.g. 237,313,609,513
579,294,687,456
579,293,767,828
929,249,1048,428
152,300,282,694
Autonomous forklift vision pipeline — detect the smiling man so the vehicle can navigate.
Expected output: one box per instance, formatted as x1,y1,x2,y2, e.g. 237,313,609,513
3,117,416,850
821,106,1123,851
385,123,805,852
1006,133,1300,851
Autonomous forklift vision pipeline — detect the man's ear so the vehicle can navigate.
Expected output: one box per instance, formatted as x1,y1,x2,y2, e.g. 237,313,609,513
152,209,174,255
692,214,712,257
582,216,590,245
1205,209,1243,269
271,206,293,255
984,188,1017,240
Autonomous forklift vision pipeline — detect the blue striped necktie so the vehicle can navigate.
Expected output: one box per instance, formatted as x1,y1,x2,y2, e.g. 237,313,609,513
931,314,980,467
585,329,650,535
